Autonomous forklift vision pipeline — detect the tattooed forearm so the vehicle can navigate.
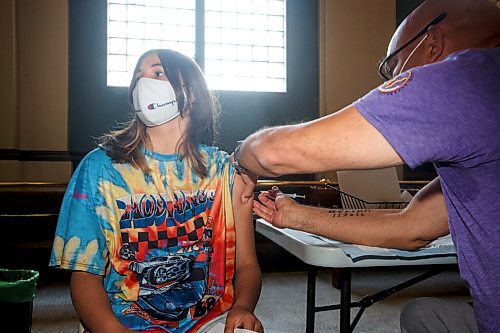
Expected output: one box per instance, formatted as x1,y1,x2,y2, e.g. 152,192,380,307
328,209,371,218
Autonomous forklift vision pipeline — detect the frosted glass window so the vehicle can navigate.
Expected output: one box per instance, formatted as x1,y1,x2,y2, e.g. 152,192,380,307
204,0,286,92
107,0,195,87
107,0,286,92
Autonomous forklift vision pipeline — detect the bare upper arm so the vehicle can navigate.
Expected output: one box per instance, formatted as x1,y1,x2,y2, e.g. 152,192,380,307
231,173,259,268
253,105,404,175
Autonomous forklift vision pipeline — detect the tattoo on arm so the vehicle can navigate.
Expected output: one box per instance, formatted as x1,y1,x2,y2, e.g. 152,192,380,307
328,209,371,218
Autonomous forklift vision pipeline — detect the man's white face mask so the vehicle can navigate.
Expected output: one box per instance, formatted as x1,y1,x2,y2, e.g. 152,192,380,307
132,77,180,127
398,34,428,76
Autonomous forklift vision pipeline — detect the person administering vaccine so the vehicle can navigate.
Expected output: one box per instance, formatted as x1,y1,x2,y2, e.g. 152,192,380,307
233,0,500,332
50,49,263,333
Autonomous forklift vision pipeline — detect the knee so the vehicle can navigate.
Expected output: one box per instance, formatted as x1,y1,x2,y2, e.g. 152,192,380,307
400,297,478,333
400,297,438,333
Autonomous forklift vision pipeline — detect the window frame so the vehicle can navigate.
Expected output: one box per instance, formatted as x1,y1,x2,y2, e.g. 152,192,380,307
106,0,288,92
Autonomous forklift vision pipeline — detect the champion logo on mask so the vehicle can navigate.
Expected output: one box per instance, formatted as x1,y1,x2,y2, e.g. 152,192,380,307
132,77,181,127
147,100,177,111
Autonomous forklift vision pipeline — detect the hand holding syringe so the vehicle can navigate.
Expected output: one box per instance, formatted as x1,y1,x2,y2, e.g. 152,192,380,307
254,187,306,230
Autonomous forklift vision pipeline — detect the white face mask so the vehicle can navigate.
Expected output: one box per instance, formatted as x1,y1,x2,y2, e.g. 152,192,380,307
132,77,181,127
398,34,428,76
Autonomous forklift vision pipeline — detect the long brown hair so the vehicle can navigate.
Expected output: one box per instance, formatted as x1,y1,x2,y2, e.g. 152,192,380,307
99,49,219,178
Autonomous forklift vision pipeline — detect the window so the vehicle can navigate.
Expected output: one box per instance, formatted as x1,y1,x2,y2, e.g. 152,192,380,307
107,0,287,92
70,0,317,155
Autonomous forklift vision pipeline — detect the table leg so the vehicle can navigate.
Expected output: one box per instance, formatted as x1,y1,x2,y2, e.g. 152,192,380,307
306,268,317,333
339,268,352,333
331,268,343,289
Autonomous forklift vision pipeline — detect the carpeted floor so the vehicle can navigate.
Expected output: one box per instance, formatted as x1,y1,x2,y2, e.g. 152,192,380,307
31,265,469,333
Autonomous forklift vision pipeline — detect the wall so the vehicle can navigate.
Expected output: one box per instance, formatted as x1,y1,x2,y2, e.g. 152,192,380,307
0,0,21,180
0,0,71,182
1,0,410,183
319,0,396,115
318,0,397,180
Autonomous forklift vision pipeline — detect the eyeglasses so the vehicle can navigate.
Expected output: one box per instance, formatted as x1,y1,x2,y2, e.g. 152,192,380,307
378,13,447,81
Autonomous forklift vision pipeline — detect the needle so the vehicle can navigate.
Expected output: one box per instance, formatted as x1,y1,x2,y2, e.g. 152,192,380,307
259,191,305,200
282,193,306,199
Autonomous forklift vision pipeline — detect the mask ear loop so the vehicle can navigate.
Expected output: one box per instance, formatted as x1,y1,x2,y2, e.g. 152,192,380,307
398,34,428,76
181,87,189,114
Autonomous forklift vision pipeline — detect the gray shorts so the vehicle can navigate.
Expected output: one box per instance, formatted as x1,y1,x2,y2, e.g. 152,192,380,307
400,297,478,333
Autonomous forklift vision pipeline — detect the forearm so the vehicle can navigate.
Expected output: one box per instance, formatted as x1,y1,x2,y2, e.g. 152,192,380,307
232,263,262,312
283,179,449,250
290,205,427,250
70,271,129,333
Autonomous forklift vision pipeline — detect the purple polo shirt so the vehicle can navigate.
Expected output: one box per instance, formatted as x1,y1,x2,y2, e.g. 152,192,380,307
354,47,500,332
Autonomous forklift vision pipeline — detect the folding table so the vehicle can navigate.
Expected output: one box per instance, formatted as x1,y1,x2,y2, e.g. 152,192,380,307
256,219,458,333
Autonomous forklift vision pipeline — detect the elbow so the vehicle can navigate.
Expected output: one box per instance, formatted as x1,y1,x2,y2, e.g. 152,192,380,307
395,209,449,251
252,128,288,177
375,237,429,251
257,152,282,178
396,220,441,250
389,221,436,250
399,239,433,251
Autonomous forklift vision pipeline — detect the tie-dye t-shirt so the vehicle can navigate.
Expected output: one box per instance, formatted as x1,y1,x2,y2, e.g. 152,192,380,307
50,145,236,332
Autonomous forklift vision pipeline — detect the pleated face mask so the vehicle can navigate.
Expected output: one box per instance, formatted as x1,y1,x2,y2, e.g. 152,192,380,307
132,77,180,127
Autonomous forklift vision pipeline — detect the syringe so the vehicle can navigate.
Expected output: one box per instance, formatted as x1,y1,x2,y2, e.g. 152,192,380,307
282,193,306,199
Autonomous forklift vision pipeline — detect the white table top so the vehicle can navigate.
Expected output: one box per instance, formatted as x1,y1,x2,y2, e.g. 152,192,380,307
256,219,457,268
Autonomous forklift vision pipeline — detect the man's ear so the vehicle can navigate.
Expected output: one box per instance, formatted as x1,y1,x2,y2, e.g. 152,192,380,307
426,25,444,62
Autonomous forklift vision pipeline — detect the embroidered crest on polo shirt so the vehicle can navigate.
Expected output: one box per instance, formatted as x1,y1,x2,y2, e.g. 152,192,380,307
378,71,412,94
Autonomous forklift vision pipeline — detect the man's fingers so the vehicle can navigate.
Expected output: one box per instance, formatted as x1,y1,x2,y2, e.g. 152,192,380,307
270,186,283,196
259,190,276,200
253,201,275,221
273,194,289,206
253,200,274,217
257,193,277,209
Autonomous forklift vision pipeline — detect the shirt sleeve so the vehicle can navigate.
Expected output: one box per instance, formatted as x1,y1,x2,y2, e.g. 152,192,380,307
353,49,494,169
208,147,236,193
225,154,236,194
50,152,109,275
